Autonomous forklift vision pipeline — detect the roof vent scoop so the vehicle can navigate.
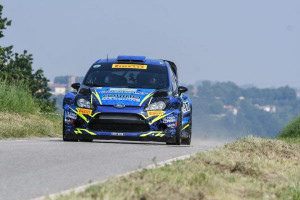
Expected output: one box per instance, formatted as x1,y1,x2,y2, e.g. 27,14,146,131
117,55,146,63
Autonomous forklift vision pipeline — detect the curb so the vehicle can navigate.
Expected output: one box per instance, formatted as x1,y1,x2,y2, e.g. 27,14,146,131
32,153,195,200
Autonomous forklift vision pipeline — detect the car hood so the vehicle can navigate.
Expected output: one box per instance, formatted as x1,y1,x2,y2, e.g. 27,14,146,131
92,87,155,106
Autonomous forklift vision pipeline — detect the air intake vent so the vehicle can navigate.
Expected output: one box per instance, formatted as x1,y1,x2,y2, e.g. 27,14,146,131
117,55,146,63
88,113,150,132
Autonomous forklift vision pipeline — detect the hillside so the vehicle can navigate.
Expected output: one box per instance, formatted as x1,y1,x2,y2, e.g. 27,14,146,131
186,81,300,138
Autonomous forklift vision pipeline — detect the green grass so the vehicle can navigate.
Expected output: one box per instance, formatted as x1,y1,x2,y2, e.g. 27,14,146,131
0,112,62,139
0,82,39,114
56,137,300,200
0,82,62,139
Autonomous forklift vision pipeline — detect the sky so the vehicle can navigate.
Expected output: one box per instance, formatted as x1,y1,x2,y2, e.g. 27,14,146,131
1,0,300,88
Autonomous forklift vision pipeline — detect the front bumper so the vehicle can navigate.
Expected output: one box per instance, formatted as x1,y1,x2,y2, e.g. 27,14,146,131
63,105,179,142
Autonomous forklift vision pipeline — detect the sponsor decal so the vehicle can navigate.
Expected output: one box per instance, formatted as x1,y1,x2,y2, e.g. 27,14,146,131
182,102,190,113
78,108,92,115
111,132,125,136
64,118,74,124
112,64,147,70
163,116,176,123
147,110,165,117
167,123,176,128
109,88,137,93
65,111,77,119
102,94,141,102
97,88,148,95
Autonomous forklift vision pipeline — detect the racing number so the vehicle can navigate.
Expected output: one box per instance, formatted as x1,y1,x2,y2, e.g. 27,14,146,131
182,102,190,113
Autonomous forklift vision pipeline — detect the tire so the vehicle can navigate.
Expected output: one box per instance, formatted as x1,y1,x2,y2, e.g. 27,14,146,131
175,114,182,145
181,126,192,145
63,114,78,142
182,110,192,145
165,114,182,145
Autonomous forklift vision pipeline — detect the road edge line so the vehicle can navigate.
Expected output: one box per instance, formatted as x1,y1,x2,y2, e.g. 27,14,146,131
32,153,196,200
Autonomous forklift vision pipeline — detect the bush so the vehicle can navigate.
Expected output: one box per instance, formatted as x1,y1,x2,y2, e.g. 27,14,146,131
279,114,300,139
0,82,39,114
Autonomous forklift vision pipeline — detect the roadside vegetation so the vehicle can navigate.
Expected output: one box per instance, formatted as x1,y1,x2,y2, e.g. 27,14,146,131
0,112,61,139
0,82,38,114
56,116,300,200
279,114,300,143
0,5,61,139
0,82,61,139
56,137,300,200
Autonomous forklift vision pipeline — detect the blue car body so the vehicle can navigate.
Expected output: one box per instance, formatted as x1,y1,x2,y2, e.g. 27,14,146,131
63,56,192,145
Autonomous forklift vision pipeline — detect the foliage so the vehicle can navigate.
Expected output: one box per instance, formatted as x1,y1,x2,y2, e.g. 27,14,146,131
0,4,55,112
279,114,300,139
187,81,300,138
0,81,39,114
0,4,11,64
209,100,224,114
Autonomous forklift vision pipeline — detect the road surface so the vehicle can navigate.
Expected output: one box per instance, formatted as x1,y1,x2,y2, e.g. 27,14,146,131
0,138,225,200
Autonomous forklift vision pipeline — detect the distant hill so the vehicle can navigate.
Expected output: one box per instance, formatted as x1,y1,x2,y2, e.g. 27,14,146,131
186,81,300,138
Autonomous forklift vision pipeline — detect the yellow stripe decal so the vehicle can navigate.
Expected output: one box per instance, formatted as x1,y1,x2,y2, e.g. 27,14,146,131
74,128,96,135
139,92,154,106
155,132,165,137
148,97,153,105
140,131,162,137
91,94,93,104
92,91,102,105
69,107,89,123
149,112,174,125
182,124,190,131
139,114,152,120
91,112,101,118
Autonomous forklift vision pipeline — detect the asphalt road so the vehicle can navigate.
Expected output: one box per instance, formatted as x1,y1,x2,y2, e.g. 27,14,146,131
0,137,225,200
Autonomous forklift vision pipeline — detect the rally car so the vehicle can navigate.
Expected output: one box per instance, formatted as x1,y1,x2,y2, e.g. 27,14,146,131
63,56,192,145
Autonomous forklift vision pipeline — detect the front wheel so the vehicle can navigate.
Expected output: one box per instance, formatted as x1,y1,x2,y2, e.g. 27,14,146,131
63,114,78,142
166,114,182,145
175,115,182,145
182,111,192,145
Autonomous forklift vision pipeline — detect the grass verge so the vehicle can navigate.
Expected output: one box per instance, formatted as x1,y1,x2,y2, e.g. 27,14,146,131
0,112,62,139
0,82,39,114
56,137,300,200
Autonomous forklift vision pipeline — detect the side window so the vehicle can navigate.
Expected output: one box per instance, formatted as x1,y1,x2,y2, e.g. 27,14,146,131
170,69,178,94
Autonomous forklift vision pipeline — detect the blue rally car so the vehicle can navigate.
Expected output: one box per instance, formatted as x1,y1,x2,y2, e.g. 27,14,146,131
63,56,192,145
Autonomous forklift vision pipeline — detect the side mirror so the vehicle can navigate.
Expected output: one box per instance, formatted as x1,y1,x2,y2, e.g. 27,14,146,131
71,83,80,91
178,86,188,95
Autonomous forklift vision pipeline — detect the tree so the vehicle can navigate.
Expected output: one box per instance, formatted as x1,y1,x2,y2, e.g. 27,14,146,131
0,4,55,112
209,100,224,114
0,4,11,65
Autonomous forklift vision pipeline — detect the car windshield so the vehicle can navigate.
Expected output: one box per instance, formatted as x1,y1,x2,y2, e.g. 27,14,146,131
83,63,169,89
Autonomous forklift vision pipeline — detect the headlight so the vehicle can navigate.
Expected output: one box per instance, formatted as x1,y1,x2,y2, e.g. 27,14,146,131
145,101,166,111
76,98,92,109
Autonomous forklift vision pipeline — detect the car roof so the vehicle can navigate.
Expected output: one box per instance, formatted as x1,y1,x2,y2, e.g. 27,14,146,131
93,56,178,78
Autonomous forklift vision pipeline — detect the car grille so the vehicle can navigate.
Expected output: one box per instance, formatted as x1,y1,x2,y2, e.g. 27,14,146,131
88,113,150,132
